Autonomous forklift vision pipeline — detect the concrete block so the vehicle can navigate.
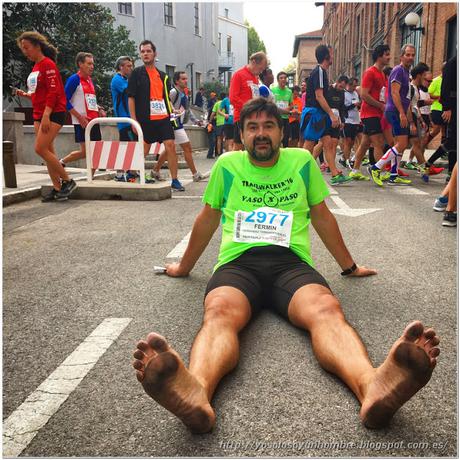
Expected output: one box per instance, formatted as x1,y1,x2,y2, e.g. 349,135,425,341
41,181,172,201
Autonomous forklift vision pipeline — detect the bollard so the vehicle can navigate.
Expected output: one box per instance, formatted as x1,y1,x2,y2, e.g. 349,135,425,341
3,141,17,188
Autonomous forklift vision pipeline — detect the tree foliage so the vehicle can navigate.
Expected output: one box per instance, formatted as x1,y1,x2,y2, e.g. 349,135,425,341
3,2,137,112
245,20,266,59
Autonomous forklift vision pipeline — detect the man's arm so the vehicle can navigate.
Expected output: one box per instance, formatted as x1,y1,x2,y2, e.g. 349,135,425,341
310,201,376,277
390,81,409,127
166,205,222,276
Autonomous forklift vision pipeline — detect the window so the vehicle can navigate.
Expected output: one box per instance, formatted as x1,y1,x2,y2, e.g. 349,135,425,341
165,65,175,81
227,35,232,56
356,15,361,53
374,3,380,33
446,16,457,61
118,3,133,15
224,8,229,18
218,33,222,54
195,72,201,90
194,3,200,35
164,2,174,26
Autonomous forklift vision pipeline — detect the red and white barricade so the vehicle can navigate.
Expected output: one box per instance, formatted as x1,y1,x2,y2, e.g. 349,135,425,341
85,117,146,185
149,141,165,156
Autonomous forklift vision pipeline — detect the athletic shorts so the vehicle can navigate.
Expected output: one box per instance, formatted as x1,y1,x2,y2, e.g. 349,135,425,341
343,123,360,140
223,124,234,140
289,121,300,140
74,124,102,143
380,115,391,132
119,126,138,142
362,117,383,136
422,114,431,128
300,108,330,142
205,245,331,319
174,127,190,145
140,118,174,144
431,110,446,126
233,121,242,144
34,111,66,126
215,125,224,137
323,126,341,139
384,110,409,137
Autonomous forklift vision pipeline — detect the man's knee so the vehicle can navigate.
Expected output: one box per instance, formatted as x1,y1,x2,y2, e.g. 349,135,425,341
313,294,344,323
203,294,248,329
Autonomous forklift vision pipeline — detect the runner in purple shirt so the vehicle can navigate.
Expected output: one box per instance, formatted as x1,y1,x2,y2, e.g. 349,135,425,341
369,44,416,186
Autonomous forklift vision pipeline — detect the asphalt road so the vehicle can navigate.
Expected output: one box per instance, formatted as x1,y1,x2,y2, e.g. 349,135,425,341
3,153,457,457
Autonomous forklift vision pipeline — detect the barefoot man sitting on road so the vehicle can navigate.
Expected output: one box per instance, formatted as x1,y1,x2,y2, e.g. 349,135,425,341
132,98,440,434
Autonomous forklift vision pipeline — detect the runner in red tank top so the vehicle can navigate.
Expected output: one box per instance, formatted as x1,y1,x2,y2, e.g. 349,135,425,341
16,31,76,201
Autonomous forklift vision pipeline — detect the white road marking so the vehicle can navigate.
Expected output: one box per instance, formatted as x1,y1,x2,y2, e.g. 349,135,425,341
391,187,429,195
329,195,382,217
2,318,132,457
326,185,338,195
166,232,191,260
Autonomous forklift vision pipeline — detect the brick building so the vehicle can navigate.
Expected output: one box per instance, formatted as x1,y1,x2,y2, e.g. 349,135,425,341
292,29,323,84
318,2,457,81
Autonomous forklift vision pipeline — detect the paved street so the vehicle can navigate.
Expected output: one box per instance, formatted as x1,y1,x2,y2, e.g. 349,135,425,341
3,152,457,457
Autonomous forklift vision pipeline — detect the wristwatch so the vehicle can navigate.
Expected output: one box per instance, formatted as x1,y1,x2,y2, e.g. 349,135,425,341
341,263,357,276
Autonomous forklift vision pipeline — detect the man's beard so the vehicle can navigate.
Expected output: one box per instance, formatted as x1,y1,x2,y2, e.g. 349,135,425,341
247,136,279,162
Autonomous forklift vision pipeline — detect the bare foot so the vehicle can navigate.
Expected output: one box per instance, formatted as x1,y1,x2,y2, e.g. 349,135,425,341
360,321,440,429
132,333,216,433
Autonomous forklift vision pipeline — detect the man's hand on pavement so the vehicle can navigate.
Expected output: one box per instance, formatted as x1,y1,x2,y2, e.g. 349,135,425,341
348,265,377,277
166,262,190,277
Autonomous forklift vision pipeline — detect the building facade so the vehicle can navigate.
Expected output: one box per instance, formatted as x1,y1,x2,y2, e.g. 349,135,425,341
292,29,323,85
106,2,247,99
320,2,457,81
217,3,248,88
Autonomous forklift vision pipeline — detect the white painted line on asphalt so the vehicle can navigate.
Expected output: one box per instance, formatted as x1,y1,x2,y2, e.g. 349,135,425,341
326,185,338,195
329,195,382,217
330,195,349,209
2,317,132,457
392,187,429,195
166,232,191,260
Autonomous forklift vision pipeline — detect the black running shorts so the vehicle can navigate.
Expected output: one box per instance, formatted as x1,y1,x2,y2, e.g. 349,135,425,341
140,118,174,144
205,246,331,319
362,117,383,136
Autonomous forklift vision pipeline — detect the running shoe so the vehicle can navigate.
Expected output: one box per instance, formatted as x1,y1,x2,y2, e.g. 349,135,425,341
193,171,205,182
349,171,370,181
362,157,370,166
403,162,418,171
380,172,391,181
368,166,383,186
398,168,410,177
420,166,430,183
388,176,412,186
429,165,444,175
330,173,353,186
56,179,77,201
433,196,448,212
145,174,156,184
171,179,185,191
151,170,166,181
338,158,347,169
442,211,457,227
41,188,58,202
114,173,127,182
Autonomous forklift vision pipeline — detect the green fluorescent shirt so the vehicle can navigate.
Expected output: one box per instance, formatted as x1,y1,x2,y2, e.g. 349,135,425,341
271,86,293,119
202,148,330,271
428,76,443,111
213,101,225,126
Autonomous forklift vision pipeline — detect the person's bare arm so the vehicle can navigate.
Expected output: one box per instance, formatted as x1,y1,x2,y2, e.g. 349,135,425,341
360,86,385,112
166,205,222,276
315,89,339,127
390,81,408,128
310,201,377,277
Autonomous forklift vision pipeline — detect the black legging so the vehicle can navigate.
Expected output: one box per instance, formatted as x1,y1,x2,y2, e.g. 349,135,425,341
427,108,457,172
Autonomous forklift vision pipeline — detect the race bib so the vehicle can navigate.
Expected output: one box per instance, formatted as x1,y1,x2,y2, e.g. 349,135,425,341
233,207,293,248
229,104,234,116
276,100,288,110
85,93,98,111
331,108,340,117
150,99,167,116
249,82,260,98
379,87,386,102
27,71,40,94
